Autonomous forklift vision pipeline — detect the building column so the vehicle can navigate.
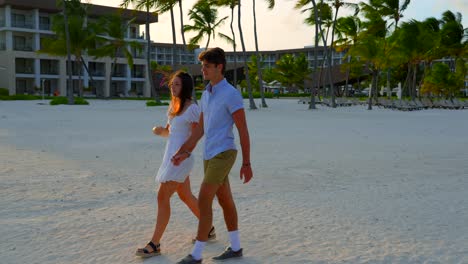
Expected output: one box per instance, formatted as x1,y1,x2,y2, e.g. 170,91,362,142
33,9,39,30
5,5,11,27
82,58,89,88
144,64,151,97
5,31,12,51
126,64,131,96
34,9,40,52
59,59,67,96
34,58,40,88
104,59,111,97
5,5,12,51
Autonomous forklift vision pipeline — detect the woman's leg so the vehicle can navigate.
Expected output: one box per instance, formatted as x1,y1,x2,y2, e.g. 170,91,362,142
143,181,179,252
176,176,200,219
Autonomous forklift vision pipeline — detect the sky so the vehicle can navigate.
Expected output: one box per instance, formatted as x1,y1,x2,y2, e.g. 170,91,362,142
90,0,468,52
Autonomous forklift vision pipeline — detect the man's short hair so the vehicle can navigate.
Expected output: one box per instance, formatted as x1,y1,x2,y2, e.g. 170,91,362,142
198,47,226,75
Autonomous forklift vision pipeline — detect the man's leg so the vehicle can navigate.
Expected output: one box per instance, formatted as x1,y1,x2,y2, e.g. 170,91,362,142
187,182,219,262
212,179,243,260
196,182,220,241
216,179,238,232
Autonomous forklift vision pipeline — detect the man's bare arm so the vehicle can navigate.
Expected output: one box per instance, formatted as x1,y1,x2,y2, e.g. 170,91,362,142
232,109,253,184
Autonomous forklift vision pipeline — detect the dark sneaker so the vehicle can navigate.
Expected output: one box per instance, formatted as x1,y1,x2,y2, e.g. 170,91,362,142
177,254,202,264
212,247,243,261
191,226,216,244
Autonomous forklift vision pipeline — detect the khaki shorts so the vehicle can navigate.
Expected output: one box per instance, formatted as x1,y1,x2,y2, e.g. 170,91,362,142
203,150,237,184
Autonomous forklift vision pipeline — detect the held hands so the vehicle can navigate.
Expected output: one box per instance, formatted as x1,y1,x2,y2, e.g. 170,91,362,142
171,149,191,166
240,163,253,184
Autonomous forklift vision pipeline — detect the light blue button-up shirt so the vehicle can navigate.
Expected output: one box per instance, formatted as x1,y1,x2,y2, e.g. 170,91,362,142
200,78,244,160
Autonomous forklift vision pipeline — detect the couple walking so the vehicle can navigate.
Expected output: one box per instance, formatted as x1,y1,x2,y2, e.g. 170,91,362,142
136,47,253,263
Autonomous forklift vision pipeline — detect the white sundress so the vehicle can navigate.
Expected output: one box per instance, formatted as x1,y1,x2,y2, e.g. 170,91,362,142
156,104,200,183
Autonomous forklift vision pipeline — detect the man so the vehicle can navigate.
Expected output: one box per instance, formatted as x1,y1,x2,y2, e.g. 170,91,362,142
171,47,253,264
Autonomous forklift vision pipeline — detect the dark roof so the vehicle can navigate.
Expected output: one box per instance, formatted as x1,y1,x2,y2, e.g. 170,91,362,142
174,63,244,76
0,0,157,24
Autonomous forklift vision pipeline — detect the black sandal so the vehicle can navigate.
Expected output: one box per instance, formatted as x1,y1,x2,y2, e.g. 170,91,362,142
135,241,161,258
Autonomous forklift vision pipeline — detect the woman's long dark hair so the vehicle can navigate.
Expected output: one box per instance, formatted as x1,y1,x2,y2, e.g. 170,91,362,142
168,70,194,117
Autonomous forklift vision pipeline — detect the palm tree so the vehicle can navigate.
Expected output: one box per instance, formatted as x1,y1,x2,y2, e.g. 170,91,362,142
252,0,274,108
183,1,232,50
60,0,74,104
238,0,257,109
334,15,361,97
154,0,178,67
357,1,392,109
324,0,358,107
173,0,198,104
371,0,411,31
295,0,331,109
121,0,161,103
274,53,311,92
371,0,411,98
213,0,239,87
439,11,466,68
41,0,96,100
90,15,142,97
350,36,385,109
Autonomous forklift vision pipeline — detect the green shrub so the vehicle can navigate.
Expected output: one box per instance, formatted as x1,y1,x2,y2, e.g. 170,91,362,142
50,97,89,105
278,93,310,97
0,88,9,96
146,100,169,107
0,94,43,100
241,92,274,99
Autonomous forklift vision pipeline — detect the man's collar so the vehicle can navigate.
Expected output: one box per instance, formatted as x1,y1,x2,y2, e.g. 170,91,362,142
207,78,227,93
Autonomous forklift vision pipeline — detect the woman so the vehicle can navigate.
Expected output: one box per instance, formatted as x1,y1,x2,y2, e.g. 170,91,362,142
136,71,215,258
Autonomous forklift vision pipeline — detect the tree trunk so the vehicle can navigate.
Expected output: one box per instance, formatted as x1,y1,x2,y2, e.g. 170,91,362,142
252,0,267,108
402,63,411,98
308,0,320,110
412,63,417,100
327,6,340,108
63,0,74,104
170,7,177,67
145,6,159,103
80,56,98,97
238,0,257,109
178,0,197,104
367,70,378,110
230,7,237,89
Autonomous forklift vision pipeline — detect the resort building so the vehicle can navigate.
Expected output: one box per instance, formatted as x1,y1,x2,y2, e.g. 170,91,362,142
225,46,346,70
0,0,159,96
0,0,197,97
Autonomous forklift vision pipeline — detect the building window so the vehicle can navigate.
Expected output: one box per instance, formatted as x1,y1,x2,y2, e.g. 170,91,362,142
39,16,50,30
12,13,33,28
15,58,34,74
40,59,59,75
13,35,33,51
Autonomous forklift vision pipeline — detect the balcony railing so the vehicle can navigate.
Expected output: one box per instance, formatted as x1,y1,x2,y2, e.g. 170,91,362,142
16,66,34,74
39,23,51,31
12,21,34,29
13,44,34,51
132,72,144,78
89,70,105,77
113,71,126,77
41,67,59,75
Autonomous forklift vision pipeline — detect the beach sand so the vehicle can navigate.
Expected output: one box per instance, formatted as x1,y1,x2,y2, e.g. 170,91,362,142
1,99,468,264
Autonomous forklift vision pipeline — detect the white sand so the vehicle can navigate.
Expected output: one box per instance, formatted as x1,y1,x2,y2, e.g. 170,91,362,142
1,99,468,264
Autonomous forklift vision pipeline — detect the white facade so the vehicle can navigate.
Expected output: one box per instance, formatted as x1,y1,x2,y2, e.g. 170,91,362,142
0,3,152,97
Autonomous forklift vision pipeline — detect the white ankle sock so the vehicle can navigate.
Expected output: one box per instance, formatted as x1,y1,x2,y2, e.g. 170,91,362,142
191,240,206,260
228,230,241,251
